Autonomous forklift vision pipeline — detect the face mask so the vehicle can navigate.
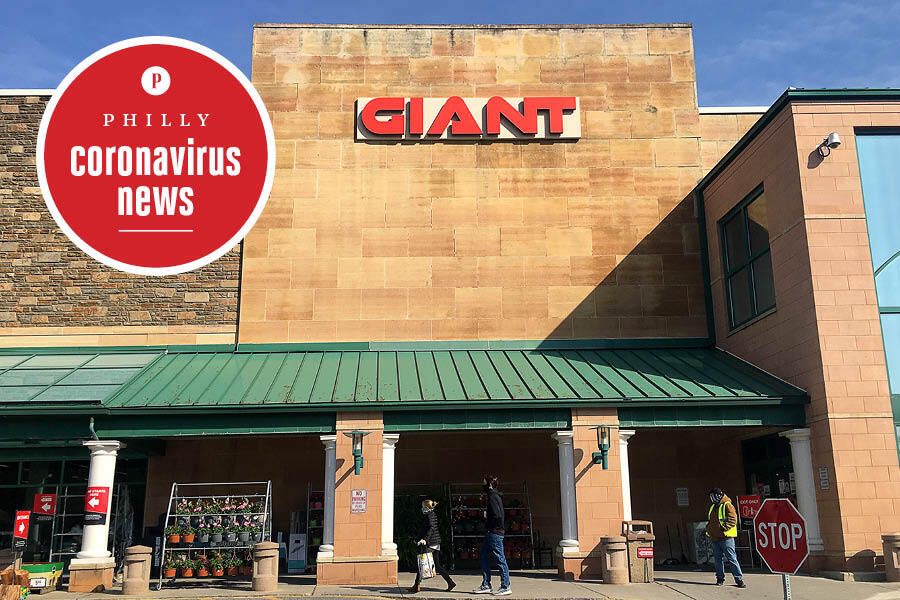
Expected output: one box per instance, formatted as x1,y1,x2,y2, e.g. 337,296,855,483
709,494,717,504
421,506,429,514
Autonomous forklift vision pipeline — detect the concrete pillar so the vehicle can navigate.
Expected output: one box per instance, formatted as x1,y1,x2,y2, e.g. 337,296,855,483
600,536,629,585
780,428,825,551
552,431,579,555
381,433,400,556
619,430,635,522
319,435,337,561
252,541,279,592
68,440,122,592
122,545,152,595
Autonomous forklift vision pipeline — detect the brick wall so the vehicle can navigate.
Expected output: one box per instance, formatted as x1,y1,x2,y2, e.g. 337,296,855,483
242,24,707,343
0,95,239,346
699,111,763,170
703,100,900,570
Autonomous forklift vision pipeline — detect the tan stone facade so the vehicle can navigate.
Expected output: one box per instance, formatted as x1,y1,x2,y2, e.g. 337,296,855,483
242,24,707,344
702,99,900,570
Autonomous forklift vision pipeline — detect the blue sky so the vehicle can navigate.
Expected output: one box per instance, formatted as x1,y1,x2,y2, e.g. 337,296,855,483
2,0,898,106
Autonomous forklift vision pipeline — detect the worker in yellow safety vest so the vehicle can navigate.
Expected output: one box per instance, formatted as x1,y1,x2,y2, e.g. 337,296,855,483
706,488,746,589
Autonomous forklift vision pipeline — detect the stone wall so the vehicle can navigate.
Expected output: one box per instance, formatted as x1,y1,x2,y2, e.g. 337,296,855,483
0,94,239,346
242,24,707,343
699,110,764,170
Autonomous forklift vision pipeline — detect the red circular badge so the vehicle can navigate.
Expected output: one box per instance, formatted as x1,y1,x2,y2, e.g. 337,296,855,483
37,36,275,275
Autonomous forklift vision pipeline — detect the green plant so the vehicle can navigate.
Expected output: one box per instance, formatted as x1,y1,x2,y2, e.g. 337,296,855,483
210,555,225,570
209,525,224,534
165,525,181,536
182,526,195,535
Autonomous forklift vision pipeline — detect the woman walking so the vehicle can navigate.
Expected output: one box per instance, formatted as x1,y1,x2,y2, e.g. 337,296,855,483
409,499,456,593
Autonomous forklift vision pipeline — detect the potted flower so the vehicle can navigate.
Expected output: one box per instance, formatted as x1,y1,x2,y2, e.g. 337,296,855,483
210,555,225,577
251,527,263,543
226,558,240,577
210,525,224,544
197,559,209,577
240,562,253,577
180,559,195,578
237,525,251,543
165,525,181,545
163,556,178,579
225,526,237,543
182,525,196,544
197,526,209,544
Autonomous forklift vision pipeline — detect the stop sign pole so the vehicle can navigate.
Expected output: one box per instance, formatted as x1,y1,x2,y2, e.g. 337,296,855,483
753,498,810,600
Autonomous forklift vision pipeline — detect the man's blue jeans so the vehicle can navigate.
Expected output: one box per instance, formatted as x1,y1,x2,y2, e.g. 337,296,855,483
480,532,510,589
711,538,744,582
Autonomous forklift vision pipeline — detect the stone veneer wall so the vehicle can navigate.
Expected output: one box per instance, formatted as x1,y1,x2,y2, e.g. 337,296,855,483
703,101,900,570
699,111,764,170
242,24,707,343
0,94,239,346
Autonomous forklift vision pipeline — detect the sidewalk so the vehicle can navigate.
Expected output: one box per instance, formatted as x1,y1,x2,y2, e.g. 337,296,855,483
42,569,900,600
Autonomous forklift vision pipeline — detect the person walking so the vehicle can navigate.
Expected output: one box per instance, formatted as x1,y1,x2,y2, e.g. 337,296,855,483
706,487,746,588
473,475,511,596
409,499,456,594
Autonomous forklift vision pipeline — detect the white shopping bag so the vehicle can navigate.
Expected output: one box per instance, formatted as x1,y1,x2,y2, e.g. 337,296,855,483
417,551,436,580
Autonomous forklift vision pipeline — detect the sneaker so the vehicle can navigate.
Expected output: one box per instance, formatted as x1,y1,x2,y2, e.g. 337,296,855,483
715,580,725,586
735,580,747,589
493,587,512,596
473,584,493,594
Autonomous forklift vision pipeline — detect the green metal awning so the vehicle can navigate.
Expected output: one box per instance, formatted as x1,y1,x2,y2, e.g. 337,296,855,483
0,349,161,408
103,346,807,411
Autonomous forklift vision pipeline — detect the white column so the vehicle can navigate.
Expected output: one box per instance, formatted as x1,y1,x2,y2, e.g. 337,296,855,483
73,440,121,562
552,431,579,555
381,433,400,556
780,428,824,551
619,429,635,522
319,435,337,560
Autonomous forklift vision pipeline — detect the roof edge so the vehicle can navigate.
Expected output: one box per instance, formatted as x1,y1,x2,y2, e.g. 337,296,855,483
0,89,54,96
253,22,692,30
696,88,900,194
699,106,768,115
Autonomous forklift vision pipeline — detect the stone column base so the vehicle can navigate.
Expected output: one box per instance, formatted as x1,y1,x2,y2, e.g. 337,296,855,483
68,558,115,592
557,550,603,581
316,555,398,585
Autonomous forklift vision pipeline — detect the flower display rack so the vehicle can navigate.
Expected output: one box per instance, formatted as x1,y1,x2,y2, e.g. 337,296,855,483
156,481,272,590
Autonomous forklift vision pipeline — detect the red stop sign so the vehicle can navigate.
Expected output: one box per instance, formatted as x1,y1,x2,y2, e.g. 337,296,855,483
753,498,809,574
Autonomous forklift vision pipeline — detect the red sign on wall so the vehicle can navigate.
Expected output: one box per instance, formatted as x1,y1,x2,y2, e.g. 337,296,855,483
737,494,761,529
33,493,57,522
13,511,30,551
636,546,654,559
37,36,275,276
84,486,110,525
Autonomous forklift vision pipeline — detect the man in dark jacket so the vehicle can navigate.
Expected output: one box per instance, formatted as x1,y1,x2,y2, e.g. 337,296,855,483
474,475,511,596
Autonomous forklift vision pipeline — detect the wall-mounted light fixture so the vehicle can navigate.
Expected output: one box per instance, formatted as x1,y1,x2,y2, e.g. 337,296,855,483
343,430,371,475
817,132,842,158
591,425,611,469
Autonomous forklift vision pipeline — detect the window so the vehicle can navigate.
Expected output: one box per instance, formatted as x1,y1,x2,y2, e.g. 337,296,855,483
720,187,775,329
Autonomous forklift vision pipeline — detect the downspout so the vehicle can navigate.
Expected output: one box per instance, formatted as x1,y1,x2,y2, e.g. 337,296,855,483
695,188,717,346
88,416,100,440
233,239,245,352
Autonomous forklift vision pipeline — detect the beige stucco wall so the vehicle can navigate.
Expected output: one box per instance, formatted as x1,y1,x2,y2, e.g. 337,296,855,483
241,24,707,343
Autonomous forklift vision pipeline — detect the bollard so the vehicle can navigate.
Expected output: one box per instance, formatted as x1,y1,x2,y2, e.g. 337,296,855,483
252,541,279,592
600,536,629,585
122,545,152,595
883,533,900,582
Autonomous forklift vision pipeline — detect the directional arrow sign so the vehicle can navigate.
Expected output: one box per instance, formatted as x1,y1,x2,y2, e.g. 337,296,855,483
13,511,30,551
84,486,110,525
33,493,57,522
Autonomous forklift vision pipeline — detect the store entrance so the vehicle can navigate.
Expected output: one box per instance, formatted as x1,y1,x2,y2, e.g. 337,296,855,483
393,430,561,574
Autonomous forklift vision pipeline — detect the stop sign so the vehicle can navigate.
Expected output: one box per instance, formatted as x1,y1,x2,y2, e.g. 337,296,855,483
753,498,809,574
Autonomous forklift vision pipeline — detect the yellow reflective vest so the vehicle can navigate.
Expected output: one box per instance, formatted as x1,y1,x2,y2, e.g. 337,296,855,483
708,502,738,538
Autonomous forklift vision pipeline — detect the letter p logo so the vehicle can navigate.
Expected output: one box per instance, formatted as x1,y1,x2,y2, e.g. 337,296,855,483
141,66,171,96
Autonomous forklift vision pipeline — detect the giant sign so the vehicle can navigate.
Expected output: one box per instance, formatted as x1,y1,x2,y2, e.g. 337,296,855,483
356,96,580,141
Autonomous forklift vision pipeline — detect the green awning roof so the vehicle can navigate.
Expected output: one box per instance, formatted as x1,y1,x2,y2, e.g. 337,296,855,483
103,346,806,411
0,349,161,408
